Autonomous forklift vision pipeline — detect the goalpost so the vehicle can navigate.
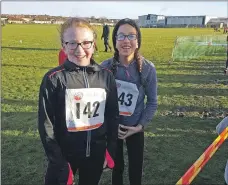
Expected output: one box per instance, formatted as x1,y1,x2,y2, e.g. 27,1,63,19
172,35,227,61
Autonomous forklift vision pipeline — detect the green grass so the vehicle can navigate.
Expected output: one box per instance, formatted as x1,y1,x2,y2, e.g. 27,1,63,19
1,24,228,185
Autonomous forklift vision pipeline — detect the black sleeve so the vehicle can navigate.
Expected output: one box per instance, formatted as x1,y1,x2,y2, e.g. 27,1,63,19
105,72,119,160
106,25,110,35
38,75,66,180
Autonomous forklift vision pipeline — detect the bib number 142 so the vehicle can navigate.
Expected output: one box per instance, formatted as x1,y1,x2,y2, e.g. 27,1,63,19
76,101,100,119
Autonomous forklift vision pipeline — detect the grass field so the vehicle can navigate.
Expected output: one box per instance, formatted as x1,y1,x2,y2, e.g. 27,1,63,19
1,24,228,185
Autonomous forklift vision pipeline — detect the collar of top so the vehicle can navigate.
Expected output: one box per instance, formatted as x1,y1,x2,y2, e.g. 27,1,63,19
64,59,101,73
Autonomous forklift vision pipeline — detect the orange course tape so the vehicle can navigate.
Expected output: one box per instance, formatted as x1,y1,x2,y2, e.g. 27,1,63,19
176,127,228,185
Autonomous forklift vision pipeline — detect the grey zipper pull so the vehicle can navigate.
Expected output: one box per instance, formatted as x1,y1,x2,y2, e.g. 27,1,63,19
83,67,91,157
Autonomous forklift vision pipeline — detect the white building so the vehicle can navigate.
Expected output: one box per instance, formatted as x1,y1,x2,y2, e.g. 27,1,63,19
33,20,52,24
138,14,218,28
138,14,165,27
165,15,218,27
8,18,25,24
1,17,8,25
22,18,32,23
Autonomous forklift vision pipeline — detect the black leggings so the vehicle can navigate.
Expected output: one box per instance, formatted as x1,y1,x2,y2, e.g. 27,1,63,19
44,142,106,185
112,132,144,185
104,38,112,51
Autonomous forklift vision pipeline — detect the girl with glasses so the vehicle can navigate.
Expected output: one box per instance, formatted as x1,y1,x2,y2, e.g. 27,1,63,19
101,18,158,185
58,41,98,66
38,17,119,185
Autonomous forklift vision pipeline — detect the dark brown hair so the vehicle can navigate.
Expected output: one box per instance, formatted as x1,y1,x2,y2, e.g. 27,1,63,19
111,18,142,76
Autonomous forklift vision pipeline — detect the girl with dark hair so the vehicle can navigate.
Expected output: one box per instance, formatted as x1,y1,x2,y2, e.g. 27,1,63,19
101,18,158,185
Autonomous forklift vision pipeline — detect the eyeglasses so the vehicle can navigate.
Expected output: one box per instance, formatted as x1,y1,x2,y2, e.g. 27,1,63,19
116,34,137,41
64,41,94,49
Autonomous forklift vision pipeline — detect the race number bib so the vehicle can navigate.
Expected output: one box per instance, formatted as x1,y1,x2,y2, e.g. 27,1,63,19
116,80,139,116
65,88,106,132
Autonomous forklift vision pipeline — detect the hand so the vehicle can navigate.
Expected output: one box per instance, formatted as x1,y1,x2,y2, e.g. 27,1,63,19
118,124,128,138
118,124,143,140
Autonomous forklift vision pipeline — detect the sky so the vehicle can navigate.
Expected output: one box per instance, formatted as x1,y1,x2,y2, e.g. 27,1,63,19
1,1,228,19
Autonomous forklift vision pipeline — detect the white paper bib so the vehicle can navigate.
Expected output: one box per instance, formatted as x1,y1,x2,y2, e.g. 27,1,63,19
65,88,106,132
115,79,139,116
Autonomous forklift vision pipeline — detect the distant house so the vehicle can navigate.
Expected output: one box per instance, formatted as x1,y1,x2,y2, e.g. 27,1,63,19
1,17,8,25
33,17,53,24
207,18,228,28
8,17,25,24
31,15,54,24
22,18,33,23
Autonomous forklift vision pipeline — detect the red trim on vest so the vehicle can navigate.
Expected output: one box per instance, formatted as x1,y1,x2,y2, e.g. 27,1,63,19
48,68,65,78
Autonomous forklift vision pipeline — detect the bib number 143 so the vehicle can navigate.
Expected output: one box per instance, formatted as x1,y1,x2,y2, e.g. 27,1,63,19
118,92,133,107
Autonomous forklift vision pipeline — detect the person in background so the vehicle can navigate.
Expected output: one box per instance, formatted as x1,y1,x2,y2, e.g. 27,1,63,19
101,18,158,185
39,17,119,185
101,23,112,52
